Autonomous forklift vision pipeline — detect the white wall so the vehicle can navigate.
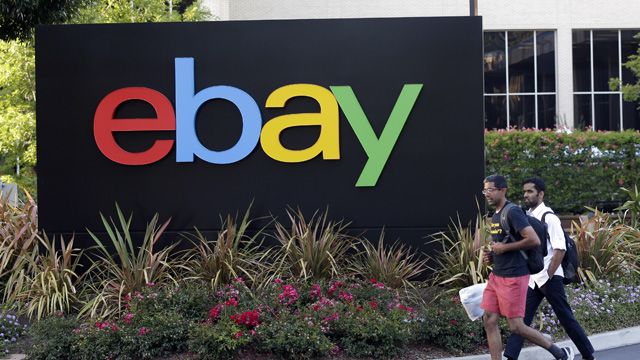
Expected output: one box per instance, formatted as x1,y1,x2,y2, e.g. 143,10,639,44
201,0,640,128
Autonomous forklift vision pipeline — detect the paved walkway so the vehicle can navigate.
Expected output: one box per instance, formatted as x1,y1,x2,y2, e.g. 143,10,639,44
437,325,640,360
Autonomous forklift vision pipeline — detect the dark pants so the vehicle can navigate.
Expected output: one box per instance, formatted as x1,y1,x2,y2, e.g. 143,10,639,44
504,275,594,359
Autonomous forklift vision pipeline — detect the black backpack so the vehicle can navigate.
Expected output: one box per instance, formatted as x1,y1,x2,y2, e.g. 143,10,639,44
499,203,548,274
541,211,580,284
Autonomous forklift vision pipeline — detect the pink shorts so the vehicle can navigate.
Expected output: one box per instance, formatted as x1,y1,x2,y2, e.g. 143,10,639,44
480,272,529,318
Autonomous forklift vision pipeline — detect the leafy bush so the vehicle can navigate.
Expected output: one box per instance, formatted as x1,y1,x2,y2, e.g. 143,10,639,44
189,318,250,360
415,297,487,353
331,307,411,358
27,315,79,360
120,310,190,359
255,311,333,358
485,129,640,214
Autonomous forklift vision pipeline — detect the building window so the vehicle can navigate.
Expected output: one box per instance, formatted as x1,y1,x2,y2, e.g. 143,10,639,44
484,30,557,129
572,29,640,130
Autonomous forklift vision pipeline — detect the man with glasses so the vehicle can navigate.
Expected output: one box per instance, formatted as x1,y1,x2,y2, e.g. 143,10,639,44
503,177,595,360
476,175,574,360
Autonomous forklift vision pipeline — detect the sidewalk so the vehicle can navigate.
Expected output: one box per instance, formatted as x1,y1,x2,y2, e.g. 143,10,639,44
437,325,640,360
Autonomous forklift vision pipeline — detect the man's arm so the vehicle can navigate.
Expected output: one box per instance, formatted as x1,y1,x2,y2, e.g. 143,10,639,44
547,249,565,278
545,213,566,277
492,226,540,254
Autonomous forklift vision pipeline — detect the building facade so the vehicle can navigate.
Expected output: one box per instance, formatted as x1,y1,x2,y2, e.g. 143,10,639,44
201,0,640,130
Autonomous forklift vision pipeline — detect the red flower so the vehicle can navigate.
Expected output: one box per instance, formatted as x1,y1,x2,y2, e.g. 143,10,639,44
123,313,135,324
230,309,261,328
273,278,283,284
138,327,149,336
209,304,222,320
224,298,239,307
369,300,378,310
451,319,458,326
233,331,243,340
309,284,322,299
338,291,353,303
369,278,378,284
327,281,343,296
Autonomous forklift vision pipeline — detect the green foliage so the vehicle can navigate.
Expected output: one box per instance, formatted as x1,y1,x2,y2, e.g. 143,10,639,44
272,209,357,281
256,311,333,359
350,231,428,289
0,191,38,287
180,207,272,289
415,298,487,354
428,213,491,293
331,308,411,358
73,0,210,24
80,204,181,319
27,315,80,360
485,129,640,213
0,39,36,191
616,185,640,227
609,32,640,108
0,0,83,40
189,319,250,360
4,234,82,320
120,310,190,359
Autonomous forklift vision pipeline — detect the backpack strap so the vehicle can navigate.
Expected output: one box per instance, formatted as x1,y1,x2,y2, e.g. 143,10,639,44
499,202,517,243
541,211,554,225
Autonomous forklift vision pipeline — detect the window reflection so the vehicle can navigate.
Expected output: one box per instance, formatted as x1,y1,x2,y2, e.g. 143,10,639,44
509,95,535,128
484,32,506,93
572,30,591,92
484,96,507,129
508,31,535,93
593,31,619,92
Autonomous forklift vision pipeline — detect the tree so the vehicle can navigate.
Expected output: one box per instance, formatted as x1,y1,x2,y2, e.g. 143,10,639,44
610,33,640,109
0,0,85,41
72,0,210,24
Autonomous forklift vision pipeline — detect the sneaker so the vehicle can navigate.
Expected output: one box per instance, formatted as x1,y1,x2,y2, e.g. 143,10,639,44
561,346,575,360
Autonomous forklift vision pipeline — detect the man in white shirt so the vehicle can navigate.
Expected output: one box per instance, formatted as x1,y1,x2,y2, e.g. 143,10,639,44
503,177,595,360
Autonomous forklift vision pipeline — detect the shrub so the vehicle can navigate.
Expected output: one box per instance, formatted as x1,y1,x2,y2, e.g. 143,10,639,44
415,297,487,354
255,311,333,358
485,129,640,214
120,310,190,359
189,318,250,360
331,307,411,358
71,322,123,360
27,315,79,360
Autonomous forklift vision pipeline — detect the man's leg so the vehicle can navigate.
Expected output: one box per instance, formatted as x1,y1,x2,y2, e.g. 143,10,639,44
506,317,568,359
504,286,544,359
543,276,595,359
483,311,503,360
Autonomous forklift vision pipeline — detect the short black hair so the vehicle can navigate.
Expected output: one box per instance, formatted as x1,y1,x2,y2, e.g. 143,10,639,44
484,175,508,189
523,177,546,192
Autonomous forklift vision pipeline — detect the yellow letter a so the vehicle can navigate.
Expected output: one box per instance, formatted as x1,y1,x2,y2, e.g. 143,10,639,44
261,84,339,162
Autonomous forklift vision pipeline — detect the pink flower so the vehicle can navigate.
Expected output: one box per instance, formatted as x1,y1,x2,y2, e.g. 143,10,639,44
145,282,155,287
451,319,458,326
233,277,245,284
338,291,353,303
373,282,385,289
309,284,322,299
369,300,378,309
327,281,343,296
138,327,149,336
274,278,283,284
123,313,135,324
322,312,339,323
278,284,299,305
233,331,243,340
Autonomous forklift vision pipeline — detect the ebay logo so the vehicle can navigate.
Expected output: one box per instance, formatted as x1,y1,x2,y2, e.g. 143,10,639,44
94,58,422,186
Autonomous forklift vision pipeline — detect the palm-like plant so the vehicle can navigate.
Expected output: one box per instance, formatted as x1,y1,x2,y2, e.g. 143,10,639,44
272,209,356,281
573,209,640,285
80,204,180,319
350,230,428,290
180,207,272,289
427,213,492,293
0,191,38,282
4,234,82,320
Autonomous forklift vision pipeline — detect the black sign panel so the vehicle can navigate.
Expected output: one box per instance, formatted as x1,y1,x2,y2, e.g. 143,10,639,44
36,17,484,246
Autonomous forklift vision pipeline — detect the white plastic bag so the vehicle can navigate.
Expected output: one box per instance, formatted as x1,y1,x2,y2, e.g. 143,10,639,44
459,282,487,321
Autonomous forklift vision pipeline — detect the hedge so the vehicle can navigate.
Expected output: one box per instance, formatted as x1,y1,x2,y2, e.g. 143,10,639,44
485,129,640,214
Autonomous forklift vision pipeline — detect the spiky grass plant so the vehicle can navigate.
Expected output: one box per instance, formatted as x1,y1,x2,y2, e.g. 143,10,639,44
427,213,492,293
80,204,180,319
180,207,272,289
350,230,428,290
0,190,38,282
573,209,640,285
4,234,82,320
272,209,356,281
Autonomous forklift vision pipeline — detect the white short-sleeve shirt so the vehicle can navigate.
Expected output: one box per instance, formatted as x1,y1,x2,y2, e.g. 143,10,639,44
528,202,566,289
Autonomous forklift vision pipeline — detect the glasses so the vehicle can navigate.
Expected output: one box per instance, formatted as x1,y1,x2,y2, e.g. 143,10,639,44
482,188,501,195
